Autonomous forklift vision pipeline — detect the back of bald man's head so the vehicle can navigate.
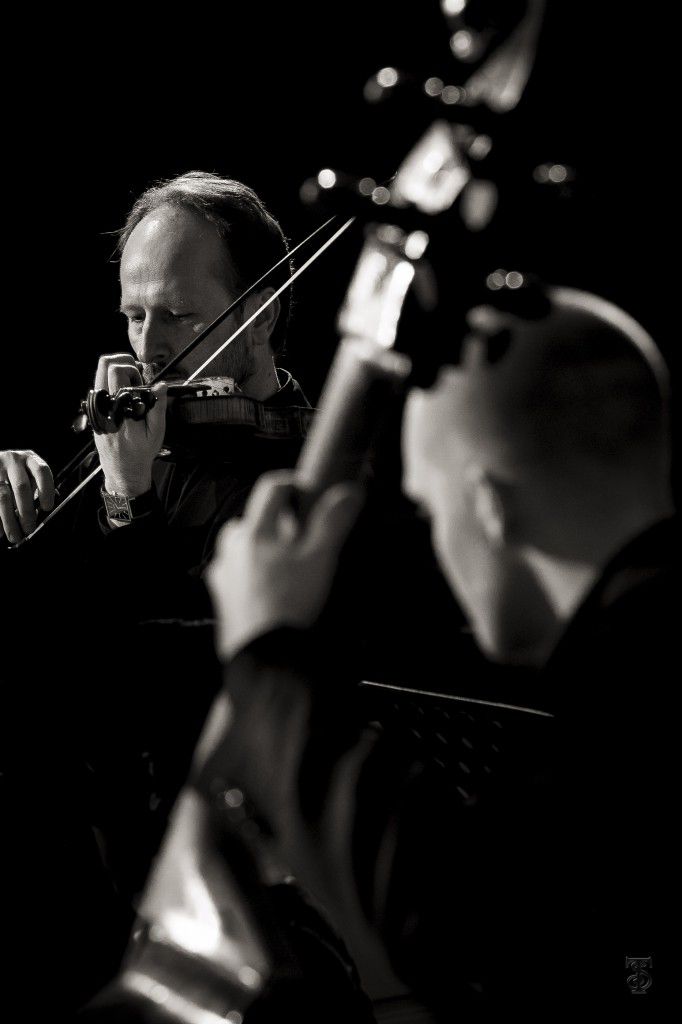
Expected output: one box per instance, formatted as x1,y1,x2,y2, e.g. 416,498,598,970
452,288,671,498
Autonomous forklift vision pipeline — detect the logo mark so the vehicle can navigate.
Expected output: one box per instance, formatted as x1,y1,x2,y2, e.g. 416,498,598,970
625,956,653,995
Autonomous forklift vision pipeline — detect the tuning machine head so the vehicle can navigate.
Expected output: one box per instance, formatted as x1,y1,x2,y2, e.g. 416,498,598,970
72,386,157,434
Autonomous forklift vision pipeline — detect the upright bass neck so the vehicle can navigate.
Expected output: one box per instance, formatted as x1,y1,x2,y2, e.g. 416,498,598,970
294,227,425,509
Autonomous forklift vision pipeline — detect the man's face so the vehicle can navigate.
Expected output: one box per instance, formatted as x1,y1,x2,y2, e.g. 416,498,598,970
402,314,557,666
402,367,482,634
119,205,253,385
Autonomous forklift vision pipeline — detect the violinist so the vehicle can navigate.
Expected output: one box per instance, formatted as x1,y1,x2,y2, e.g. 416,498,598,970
0,172,311,1013
192,287,675,1015
1,171,309,854
1,171,308,582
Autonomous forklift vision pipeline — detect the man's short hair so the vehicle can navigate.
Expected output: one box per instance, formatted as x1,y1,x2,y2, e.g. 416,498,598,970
117,171,291,356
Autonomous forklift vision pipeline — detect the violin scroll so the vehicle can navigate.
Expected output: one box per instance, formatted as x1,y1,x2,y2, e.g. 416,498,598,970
73,387,157,435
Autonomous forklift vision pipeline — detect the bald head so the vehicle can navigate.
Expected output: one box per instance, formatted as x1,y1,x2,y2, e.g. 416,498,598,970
121,204,234,295
403,288,673,664
424,289,669,487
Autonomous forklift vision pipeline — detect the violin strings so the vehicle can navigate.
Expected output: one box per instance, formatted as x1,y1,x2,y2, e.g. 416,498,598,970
18,217,355,546
185,218,355,383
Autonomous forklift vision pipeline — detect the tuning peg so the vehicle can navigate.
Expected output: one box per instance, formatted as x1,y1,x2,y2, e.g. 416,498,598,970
71,411,89,434
483,270,551,319
363,66,406,105
300,169,430,231
532,163,576,187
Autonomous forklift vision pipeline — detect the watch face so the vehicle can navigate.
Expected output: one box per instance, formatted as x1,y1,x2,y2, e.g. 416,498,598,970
103,492,133,521
102,488,155,522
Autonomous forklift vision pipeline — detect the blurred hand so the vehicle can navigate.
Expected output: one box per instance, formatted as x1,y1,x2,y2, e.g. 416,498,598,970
206,470,364,660
93,353,167,497
0,450,55,544
193,638,397,997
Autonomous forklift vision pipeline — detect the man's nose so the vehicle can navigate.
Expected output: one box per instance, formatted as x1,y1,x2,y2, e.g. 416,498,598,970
133,315,170,365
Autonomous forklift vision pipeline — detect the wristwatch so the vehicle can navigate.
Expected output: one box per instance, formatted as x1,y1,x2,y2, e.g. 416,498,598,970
101,487,156,523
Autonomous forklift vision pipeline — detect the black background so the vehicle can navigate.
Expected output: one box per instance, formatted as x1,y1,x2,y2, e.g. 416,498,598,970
3,1,677,474
1,6,676,1010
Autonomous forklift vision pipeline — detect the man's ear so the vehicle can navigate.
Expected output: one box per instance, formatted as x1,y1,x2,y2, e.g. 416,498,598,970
245,288,280,349
465,466,510,545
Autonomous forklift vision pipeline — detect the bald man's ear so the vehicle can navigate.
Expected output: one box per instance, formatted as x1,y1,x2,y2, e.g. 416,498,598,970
466,467,509,546
245,288,280,350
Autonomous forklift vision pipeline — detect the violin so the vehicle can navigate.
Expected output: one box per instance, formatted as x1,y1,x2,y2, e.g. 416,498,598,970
74,377,314,441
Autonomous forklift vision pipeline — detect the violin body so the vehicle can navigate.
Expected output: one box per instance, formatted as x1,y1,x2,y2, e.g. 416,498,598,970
168,388,313,440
